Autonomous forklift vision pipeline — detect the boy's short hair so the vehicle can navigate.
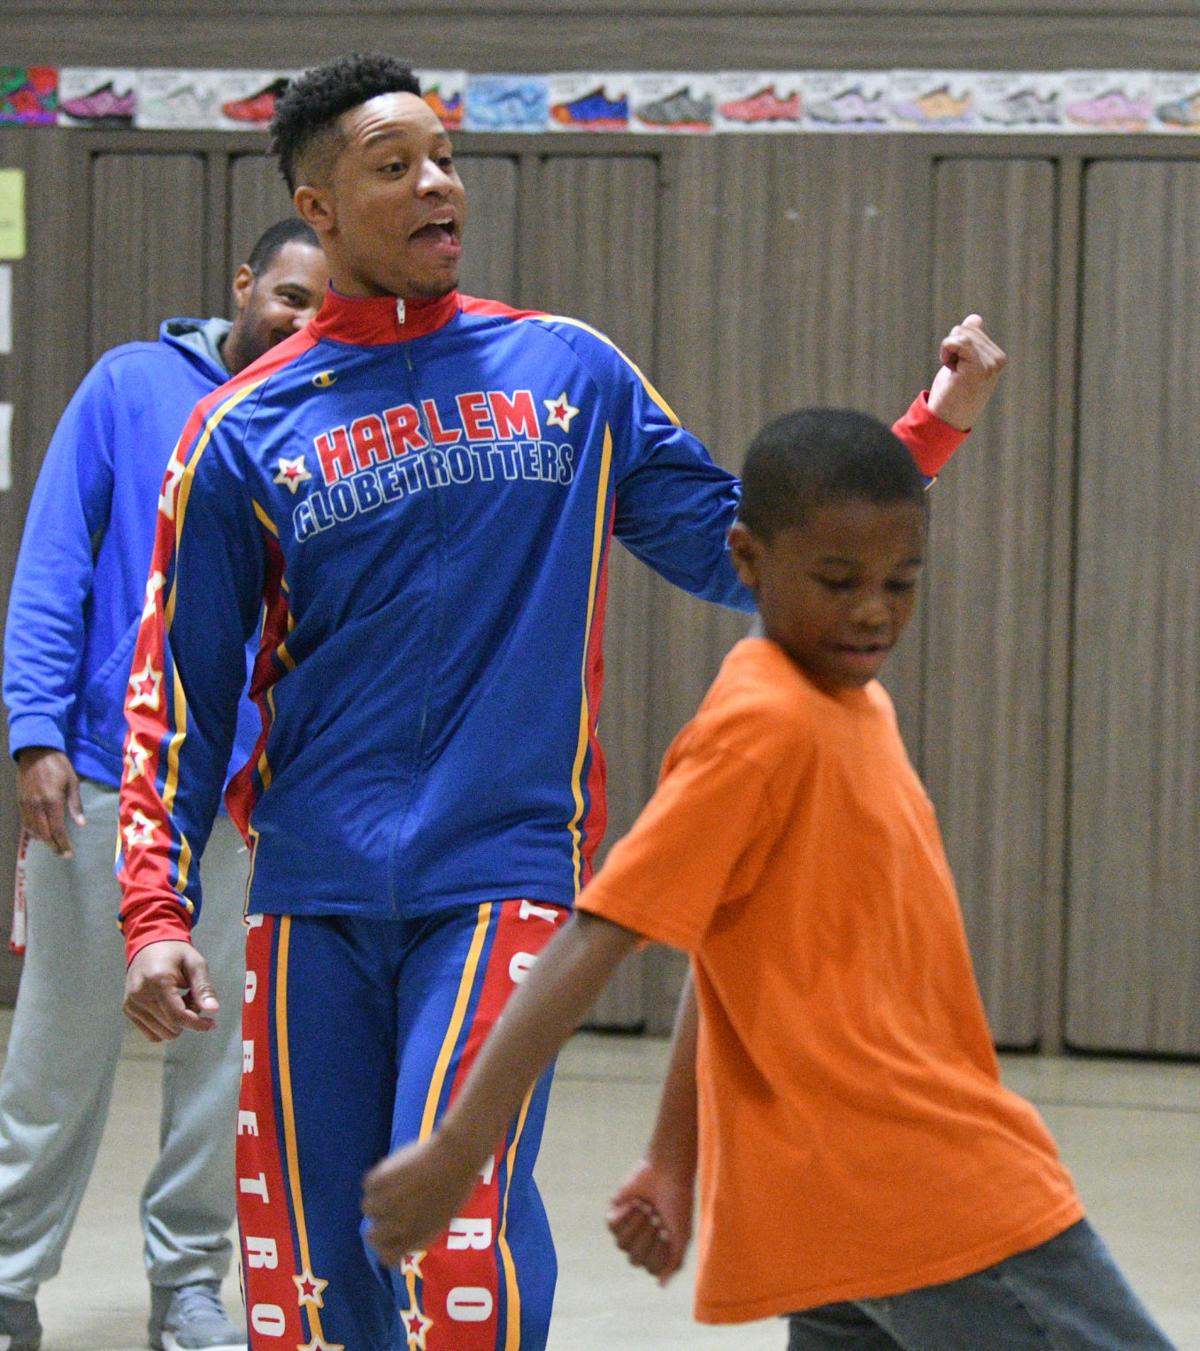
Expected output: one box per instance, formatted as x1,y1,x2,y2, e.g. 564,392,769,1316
270,54,422,192
737,408,926,540
244,218,320,277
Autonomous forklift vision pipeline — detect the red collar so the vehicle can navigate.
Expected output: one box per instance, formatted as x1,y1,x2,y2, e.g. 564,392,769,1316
310,288,461,345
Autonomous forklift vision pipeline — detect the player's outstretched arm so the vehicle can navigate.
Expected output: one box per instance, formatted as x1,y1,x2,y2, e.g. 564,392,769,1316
363,911,640,1265
608,971,699,1284
925,313,1007,433
123,938,219,1042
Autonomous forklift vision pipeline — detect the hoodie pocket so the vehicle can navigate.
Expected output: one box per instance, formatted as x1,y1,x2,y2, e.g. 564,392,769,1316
82,616,142,718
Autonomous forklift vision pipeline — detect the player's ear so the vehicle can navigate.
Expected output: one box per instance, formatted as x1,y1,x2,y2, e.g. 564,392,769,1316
294,183,334,235
728,522,761,591
231,264,255,315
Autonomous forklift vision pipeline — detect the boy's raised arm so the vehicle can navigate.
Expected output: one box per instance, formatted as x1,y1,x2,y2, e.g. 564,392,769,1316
608,971,700,1284
895,314,1007,480
363,911,641,1265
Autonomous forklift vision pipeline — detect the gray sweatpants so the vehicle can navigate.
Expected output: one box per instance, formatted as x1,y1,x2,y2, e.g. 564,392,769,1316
0,778,247,1297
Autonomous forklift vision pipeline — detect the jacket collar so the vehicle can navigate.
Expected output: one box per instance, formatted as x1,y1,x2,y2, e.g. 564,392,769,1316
310,287,461,345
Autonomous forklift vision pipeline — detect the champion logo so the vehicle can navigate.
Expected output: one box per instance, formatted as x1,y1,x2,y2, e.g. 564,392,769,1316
311,370,337,388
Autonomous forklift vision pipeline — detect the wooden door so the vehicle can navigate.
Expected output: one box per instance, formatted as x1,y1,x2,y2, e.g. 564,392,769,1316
921,158,1060,1047
1066,159,1200,1054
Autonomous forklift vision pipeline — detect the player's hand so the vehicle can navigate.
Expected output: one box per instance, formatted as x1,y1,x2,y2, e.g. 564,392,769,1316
926,314,1007,431
123,940,219,1041
362,1135,478,1267
607,1157,695,1285
16,747,86,858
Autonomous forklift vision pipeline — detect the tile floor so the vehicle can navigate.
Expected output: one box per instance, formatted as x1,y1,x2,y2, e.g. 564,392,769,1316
5,1018,1198,1349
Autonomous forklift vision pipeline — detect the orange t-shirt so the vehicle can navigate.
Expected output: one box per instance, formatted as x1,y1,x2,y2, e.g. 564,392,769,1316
577,638,1083,1324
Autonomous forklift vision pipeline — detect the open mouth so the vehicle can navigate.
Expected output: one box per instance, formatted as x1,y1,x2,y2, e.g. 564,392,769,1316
409,217,458,246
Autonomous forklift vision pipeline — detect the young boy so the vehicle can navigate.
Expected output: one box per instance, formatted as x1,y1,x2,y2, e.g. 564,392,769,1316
362,409,1176,1350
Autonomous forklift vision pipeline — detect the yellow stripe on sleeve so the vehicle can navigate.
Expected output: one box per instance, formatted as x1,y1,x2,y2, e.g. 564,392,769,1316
527,314,682,427
157,377,273,880
251,498,280,537
565,423,614,894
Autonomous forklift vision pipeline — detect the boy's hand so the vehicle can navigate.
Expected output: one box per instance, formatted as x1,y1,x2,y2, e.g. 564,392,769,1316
362,1135,478,1267
926,314,1007,431
607,1157,695,1284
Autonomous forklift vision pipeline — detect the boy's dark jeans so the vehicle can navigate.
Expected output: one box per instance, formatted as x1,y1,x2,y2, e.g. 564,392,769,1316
787,1219,1176,1350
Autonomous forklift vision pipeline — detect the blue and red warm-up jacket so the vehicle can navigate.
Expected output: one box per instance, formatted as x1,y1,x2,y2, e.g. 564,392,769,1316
117,288,962,958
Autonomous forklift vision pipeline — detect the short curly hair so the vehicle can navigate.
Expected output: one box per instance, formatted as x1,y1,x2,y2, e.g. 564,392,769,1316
270,53,422,191
737,409,925,540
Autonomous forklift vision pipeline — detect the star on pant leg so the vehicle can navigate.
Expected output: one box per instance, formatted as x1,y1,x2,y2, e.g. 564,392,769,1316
294,1268,328,1307
401,1301,434,1350
399,1249,426,1279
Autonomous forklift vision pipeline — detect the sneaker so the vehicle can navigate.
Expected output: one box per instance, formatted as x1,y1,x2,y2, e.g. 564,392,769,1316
1156,93,1200,128
0,1294,41,1351
551,88,629,130
466,80,547,130
222,76,290,124
140,83,213,127
892,86,973,125
60,79,136,125
807,87,887,126
635,88,714,129
148,1282,245,1351
719,85,802,124
423,87,464,129
982,89,1059,127
1065,90,1151,130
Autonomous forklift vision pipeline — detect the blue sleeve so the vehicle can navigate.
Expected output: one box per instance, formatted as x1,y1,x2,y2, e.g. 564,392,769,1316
3,359,117,757
118,408,265,943
605,347,753,613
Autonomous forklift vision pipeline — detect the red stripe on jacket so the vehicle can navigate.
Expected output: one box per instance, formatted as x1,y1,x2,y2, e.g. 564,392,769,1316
118,329,319,956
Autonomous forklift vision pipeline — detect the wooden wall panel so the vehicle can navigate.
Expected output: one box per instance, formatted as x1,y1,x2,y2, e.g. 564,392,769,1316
7,3,1200,71
1066,161,1200,1054
89,153,207,358
656,135,931,736
525,155,660,1027
227,153,296,274
0,130,90,1004
636,134,935,1030
526,155,657,357
922,158,1058,1047
5,119,1200,1053
455,156,520,305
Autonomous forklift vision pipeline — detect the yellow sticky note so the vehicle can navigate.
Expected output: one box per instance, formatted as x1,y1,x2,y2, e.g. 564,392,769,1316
0,170,26,261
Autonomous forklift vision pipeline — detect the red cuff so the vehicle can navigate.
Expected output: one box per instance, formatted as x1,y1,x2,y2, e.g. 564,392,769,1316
122,898,193,965
891,391,968,479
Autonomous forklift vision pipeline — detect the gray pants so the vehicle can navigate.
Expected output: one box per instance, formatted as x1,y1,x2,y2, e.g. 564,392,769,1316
0,778,247,1298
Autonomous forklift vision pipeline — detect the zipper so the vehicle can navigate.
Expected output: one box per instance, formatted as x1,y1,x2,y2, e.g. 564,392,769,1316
385,342,447,911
